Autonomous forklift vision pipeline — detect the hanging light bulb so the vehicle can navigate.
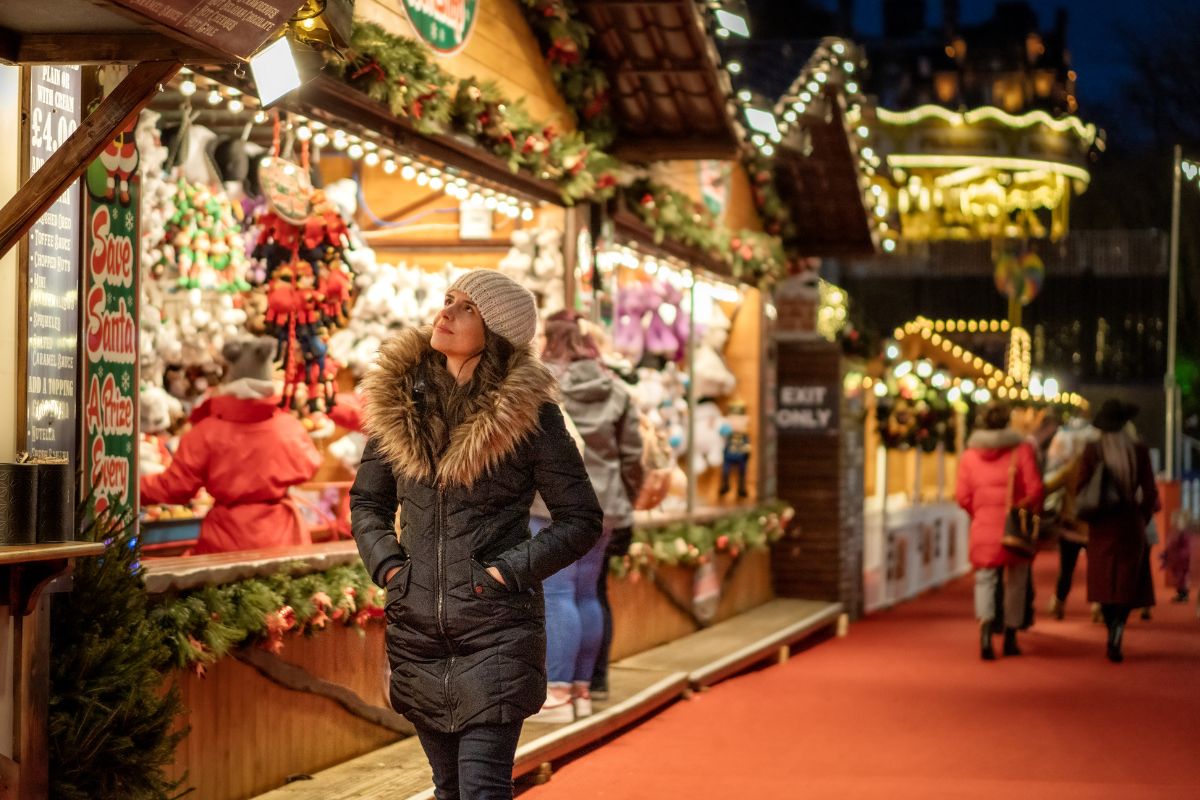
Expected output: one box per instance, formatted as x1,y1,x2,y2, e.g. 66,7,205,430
295,125,312,142
332,131,348,150
347,142,364,159
383,158,397,174
313,130,330,147
207,88,223,106
521,206,535,221
179,79,197,97
415,170,429,186
364,151,380,167
484,195,497,209
254,109,268,124
227,98,244,113
401,164,417,180
429,175,444,190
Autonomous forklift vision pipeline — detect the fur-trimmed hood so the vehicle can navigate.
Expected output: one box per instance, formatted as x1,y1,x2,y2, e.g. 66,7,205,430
360,327,558,488
966,428,1025,456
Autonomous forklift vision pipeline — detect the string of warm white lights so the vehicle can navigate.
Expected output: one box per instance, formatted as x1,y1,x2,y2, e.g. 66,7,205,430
768,38,894,252
891,317,1085,408
174,70,538,221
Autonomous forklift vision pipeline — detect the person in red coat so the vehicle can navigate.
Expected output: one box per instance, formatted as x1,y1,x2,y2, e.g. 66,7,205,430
956,402,1044,660
141,336,322,554
1075,399,1158,663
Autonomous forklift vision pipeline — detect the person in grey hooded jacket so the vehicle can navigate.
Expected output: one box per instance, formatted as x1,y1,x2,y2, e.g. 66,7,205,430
528,311,645,722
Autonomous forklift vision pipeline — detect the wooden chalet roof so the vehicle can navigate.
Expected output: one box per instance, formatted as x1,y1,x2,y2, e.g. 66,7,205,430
773,38,880,257
578,0,742,161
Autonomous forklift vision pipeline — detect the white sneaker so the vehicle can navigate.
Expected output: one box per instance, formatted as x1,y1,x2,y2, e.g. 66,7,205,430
571,681,593,718
529,685,574,724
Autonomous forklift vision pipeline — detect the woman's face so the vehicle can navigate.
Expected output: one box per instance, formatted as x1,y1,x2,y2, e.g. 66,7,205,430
431,290,486,358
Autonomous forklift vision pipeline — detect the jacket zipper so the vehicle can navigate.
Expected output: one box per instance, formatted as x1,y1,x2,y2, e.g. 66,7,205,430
436,490,457,731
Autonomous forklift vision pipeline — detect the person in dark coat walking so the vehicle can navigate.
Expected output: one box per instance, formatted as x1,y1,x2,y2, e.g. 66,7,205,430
350,269,603,800
1075,399,1158,663
955,402,1044,660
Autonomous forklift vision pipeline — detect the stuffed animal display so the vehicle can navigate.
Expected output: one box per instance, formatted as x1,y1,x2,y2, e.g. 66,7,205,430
499,227,565,314
327,253,466,376
612,279,691,367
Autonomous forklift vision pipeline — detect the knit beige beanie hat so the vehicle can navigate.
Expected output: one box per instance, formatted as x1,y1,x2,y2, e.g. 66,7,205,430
449,269,538,347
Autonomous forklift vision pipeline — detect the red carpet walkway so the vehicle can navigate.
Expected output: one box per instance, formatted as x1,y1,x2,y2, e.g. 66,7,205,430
521,556,1200,800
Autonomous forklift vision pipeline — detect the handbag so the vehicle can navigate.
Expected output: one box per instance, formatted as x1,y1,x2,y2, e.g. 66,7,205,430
633,414,674,512
1001,450,1040,556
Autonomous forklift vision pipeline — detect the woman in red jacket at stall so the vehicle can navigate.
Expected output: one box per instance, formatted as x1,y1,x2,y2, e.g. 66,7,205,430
141,336,322,554
956,401,1044,660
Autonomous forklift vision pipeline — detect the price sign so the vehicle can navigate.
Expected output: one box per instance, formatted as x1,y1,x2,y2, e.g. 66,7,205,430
25,65,81,477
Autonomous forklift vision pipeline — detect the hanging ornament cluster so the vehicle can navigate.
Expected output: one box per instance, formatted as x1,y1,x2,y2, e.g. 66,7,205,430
250,120,355,414
158,181,252,291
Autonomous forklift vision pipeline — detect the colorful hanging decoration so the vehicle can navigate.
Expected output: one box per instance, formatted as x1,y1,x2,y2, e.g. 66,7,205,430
250,119,355,414
993,249,1045,306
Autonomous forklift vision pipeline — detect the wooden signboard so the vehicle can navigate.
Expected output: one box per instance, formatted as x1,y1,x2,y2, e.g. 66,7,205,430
108,0,307,60
81,119,140,518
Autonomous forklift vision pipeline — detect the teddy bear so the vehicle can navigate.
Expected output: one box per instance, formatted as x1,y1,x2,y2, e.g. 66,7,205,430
138,384,184,477
693,304,737,400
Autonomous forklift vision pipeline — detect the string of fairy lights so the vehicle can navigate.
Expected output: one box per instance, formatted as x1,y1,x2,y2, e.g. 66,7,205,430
175,69,539,221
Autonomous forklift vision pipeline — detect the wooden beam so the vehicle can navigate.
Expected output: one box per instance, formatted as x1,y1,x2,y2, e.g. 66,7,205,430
16,33,220,65
0,60,181,261
0,27,18,65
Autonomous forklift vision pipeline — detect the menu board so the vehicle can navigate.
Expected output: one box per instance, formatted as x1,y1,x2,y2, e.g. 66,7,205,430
110,0,308,59
25,65,81,467
82,120,140,518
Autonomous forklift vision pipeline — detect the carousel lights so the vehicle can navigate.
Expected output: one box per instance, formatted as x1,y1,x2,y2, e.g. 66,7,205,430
521,206,535,221
727,60,743,75
846,81,859,94
737,89,752,102
179,78,197,97
347,142,365,160
916,360,934,379
429,174,444,190
364,151,381,167
401,164,417,180
416,170,430,186
254,109,269,125
313,130,330,147
295,125,313,142
383,158,397,174
227,97,244,113
973,388,992,404
873,381,889,398
207,88,223,106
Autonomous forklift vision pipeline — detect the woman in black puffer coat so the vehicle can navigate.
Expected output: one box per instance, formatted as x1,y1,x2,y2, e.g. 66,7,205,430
350,269,602,800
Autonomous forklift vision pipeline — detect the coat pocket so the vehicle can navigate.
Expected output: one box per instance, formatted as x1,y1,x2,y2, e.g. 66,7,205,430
385,559,412,601
469,559,521,601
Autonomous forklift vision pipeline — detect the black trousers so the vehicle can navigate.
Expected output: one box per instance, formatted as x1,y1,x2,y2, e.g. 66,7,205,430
592,525,634,692
1056,538,1086,603
414,721,523,800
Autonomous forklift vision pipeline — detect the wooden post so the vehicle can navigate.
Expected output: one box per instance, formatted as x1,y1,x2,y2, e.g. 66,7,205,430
0,60,180,260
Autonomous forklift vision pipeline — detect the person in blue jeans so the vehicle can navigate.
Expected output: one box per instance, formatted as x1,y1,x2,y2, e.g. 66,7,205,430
530,311,645,723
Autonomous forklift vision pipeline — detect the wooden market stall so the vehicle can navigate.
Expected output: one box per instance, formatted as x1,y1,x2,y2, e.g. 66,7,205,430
0,1,831,797
860,315,1087,613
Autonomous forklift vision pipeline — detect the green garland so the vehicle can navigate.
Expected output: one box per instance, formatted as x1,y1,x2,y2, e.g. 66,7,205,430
516,0,617,149
150,562,386,672
611,502,795,578
628,180,787,285
327,21,618,204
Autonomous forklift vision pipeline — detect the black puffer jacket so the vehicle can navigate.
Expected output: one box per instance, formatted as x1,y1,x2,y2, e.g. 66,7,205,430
350,328,602,732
